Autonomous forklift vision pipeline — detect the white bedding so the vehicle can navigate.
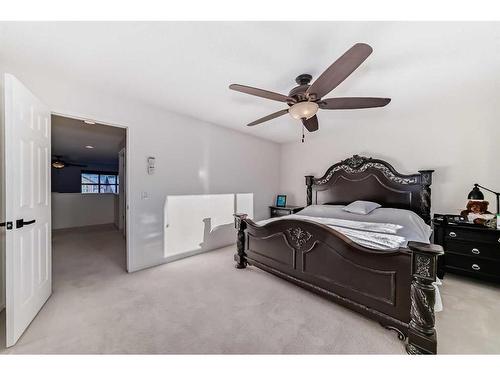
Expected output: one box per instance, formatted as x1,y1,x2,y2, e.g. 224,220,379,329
259,214,408,250
259,205,432,250
297,205,433,245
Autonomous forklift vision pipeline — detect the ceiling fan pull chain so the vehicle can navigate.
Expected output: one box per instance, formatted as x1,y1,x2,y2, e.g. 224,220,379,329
301,125,305,143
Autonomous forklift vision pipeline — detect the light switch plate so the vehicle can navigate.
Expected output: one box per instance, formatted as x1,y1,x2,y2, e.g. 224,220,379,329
147,156,155,175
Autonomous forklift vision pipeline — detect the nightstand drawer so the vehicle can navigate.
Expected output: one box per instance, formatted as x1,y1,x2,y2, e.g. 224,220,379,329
269,206,304,218
271,208,289,217
446,253,500,277
446,240,500,261
445,228,500,244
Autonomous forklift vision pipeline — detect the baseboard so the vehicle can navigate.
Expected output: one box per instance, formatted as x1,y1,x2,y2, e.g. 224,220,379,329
127,242,236,273
52,222,116,232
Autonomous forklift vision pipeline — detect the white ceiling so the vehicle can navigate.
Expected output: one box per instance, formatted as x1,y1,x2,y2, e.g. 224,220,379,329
52,115,125,165
1,22,500,143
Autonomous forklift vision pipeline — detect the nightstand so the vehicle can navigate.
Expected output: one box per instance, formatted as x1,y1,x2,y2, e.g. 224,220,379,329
433,215,500,283
269,205,304,218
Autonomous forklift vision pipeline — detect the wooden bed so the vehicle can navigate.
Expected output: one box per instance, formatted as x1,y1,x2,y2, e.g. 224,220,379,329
233,155,443,354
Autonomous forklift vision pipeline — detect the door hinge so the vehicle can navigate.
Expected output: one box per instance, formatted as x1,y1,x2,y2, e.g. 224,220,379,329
0,221,13,230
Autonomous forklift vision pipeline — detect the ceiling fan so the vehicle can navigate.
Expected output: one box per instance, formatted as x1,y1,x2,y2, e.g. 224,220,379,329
229,43,390,134
51,155,87,169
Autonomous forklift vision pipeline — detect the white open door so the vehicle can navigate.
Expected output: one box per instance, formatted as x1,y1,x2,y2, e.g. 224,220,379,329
3,74,52,347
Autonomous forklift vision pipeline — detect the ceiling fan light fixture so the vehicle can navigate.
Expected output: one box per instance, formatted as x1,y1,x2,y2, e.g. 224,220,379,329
51,160,65,169
289,101,319,120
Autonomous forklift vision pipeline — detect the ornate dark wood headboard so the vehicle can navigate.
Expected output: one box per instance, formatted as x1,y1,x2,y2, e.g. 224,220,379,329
305,155,434,223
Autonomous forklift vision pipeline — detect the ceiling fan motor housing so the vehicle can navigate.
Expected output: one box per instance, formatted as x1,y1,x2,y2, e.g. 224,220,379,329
288,74,316,103
295,74,312,85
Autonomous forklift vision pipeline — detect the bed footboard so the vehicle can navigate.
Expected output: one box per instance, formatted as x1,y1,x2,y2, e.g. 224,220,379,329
233,213,443,354
405,241,444,354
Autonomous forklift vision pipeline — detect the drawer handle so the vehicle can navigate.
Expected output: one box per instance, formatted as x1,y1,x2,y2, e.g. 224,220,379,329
472,264,480,271
449,232,457,238
471,248,480,255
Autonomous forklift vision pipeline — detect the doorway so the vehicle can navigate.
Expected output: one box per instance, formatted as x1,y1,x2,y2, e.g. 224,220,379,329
50,114,128,270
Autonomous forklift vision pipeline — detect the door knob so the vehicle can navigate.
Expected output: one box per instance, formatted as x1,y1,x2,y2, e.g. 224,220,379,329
16,219,36,229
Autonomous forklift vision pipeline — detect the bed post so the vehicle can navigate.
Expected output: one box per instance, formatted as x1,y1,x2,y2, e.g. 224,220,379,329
305,175,314,206
406,242,444,354
418,170,434,224
233,213,248,269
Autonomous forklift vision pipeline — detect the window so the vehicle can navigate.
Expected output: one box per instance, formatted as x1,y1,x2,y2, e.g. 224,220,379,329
81,171,119,194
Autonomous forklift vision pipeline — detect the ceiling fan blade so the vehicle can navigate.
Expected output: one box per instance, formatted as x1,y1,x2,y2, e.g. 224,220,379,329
307,43,373,99
319,97,391,110
66,162,88,167
230,84,295,103
247,109,289,127
302,115,319,132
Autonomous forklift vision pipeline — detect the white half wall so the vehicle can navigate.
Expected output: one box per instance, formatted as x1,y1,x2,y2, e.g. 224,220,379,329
164,193,254,261
52,193,116,230
0,67,280,272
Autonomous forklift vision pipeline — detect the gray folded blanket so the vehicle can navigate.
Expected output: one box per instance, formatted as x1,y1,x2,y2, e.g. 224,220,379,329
257,214,406,250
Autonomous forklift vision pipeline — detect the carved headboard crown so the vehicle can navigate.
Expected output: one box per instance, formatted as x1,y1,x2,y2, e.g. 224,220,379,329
305,155,434,223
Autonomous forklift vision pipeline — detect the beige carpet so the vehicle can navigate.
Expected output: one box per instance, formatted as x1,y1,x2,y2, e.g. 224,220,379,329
1,224,499,354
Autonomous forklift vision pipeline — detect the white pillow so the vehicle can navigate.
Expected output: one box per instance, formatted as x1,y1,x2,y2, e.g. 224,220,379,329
343,200,381,215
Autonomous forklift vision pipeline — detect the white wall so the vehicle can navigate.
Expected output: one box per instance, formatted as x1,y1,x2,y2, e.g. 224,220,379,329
0,236,3,311
0,67,280,272
113,194,120,229
275,23,500,216
52,193,116,230
0,75,5,311
280,82,500,216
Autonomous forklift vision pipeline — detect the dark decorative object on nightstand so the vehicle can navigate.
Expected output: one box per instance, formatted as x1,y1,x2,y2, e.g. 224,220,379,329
433,214,500,283
467,183,500,214
276,194,287,207
269,205,304,218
